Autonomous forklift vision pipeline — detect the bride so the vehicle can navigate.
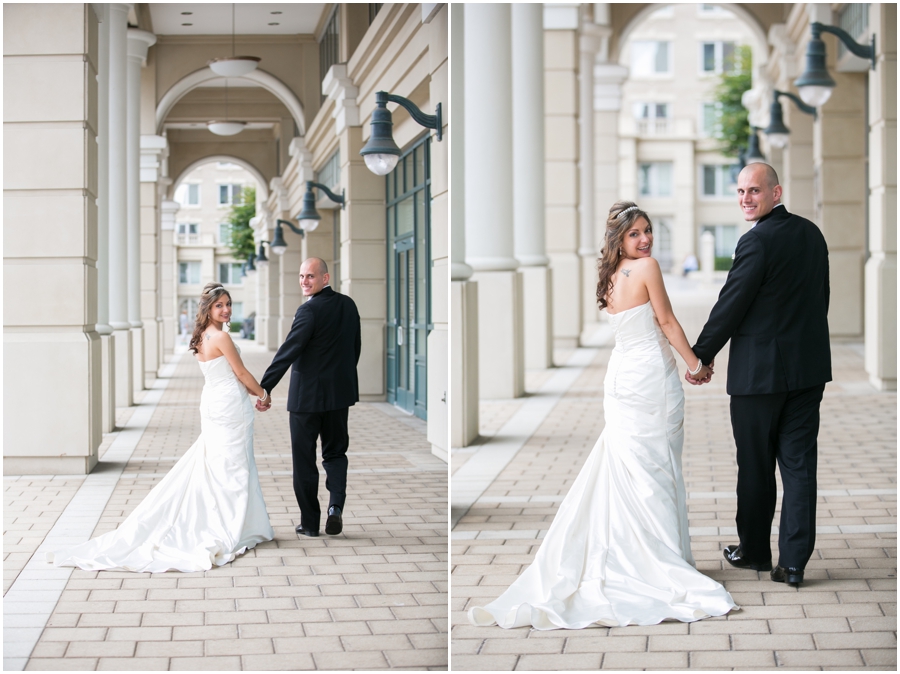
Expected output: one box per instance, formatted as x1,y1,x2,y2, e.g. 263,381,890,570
468,202,737,629
49,284,274,573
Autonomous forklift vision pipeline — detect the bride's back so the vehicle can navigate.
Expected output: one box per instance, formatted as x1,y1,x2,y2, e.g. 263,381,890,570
606,257,653,315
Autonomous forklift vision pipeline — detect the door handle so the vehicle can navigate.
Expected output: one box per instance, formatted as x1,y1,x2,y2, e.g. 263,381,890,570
397,325,403,346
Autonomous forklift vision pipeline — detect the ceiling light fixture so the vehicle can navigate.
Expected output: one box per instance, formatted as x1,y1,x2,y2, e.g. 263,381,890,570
208,3,261,78
207,78,246,136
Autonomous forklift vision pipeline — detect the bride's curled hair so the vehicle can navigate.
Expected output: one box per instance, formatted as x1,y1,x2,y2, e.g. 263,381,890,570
189,283,232,354
596,201,651,311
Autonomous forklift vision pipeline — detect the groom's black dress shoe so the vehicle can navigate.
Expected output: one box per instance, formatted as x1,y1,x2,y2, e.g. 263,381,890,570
325,505,343,536
771,565,804,587
295,525,319,537
723,544,773,571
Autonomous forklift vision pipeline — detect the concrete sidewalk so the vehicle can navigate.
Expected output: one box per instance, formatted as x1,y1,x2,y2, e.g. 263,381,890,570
451,282,896,671
4,343,448,671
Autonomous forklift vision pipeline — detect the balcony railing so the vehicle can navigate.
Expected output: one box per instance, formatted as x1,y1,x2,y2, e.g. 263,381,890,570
176,233,201,245
636,118,671,135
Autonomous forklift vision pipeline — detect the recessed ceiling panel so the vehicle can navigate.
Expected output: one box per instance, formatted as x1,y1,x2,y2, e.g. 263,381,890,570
149,3,326,36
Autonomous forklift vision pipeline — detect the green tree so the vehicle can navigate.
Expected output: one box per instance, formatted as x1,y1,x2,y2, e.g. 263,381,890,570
713,44,753,158
227,185,256,261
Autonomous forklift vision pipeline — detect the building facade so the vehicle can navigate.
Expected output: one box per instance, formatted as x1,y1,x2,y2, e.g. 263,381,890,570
4,2,449,474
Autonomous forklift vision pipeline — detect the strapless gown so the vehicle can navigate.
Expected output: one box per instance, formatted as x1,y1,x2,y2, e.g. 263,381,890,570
48,351,274,572
468,302,737,629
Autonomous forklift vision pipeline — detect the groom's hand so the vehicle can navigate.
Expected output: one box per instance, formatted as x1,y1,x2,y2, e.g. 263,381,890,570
255,399,271,412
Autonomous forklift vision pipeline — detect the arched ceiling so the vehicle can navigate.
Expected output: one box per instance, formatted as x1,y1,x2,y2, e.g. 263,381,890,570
609,3,789,61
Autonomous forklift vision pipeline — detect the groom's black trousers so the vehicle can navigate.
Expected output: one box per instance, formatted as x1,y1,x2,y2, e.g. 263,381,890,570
730,384,824,570
288,408,349,529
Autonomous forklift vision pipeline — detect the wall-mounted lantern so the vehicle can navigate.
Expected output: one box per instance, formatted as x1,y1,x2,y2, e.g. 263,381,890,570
359,91,443,176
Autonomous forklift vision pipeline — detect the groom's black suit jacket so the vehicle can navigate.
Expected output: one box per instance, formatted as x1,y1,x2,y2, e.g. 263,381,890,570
260,286,361,413
692,204,832,396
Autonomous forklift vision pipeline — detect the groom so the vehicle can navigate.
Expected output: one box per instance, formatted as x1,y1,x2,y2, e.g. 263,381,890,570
258,257,361,537
688,163,831,587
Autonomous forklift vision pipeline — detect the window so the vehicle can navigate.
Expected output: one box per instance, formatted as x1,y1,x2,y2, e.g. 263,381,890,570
698,4,734,18
638,162,673,197
230,302,244,322
701,224,739,258
218,183,244,206
178,261,201,284
216,161,240,170
633,103,669,120
218,223,233,245
701,102,722,137
175,183,200,207
701,164,736,197
176,222,199,244
316,150,341,191
631,41,671,77
319,6,340,103
218,262,243,284
701,41,738,74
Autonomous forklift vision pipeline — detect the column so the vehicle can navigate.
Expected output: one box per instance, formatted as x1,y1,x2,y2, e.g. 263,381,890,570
865,3,897,390
578,24,602,340
464,3,524,399
425,4,449,461
544,3,582,348
338,125,386,400
512,3,553,370
95,2,116,433
4,4,101,474
140,134,166,381
813,31,866,338
450,3,479,447
126,28,156,394
159,198,179,354
109,3,132,407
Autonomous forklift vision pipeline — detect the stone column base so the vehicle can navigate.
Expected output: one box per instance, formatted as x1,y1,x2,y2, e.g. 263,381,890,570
131,326,145,394
472,270,525,400
451,280,479,447
520,266,553,370
101,333,116,432
113,329,133,407
4,455,97,476
549,251,581,349
865,252,897,390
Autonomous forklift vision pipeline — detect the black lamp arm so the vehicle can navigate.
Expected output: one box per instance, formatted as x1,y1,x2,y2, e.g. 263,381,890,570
276,219,305,237
812,21,876,68
774,89,818,120
384,93,443,141
307,181,346,209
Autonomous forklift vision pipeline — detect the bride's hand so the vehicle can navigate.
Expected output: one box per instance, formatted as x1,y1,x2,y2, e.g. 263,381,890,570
696,364,713,383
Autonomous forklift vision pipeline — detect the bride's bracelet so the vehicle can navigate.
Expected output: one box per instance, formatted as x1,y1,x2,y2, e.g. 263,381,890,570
257,390,269,403
688,359,704,376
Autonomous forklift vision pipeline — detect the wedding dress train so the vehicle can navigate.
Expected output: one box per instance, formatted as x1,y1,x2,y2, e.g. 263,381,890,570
469,302,737,629
48,351,274,573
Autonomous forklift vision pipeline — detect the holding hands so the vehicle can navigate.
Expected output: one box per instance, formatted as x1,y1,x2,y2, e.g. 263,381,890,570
256,389,272,412
685,358,714,386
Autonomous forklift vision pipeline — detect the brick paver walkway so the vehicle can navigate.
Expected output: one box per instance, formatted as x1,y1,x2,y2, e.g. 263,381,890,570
451,281,896,671
4,343,448,671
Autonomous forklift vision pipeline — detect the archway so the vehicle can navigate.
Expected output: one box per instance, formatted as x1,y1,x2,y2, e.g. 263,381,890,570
156,68,306,136
171,155,269,201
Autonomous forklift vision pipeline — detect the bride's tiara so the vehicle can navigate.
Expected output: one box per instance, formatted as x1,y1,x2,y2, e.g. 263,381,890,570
617,205,640,218
206,286,225,294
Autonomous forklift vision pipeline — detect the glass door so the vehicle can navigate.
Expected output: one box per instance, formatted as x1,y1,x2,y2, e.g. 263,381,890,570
386,135,430,420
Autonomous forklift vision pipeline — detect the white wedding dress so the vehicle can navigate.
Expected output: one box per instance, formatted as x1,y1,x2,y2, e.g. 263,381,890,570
469,302,737,629
48,350,274,573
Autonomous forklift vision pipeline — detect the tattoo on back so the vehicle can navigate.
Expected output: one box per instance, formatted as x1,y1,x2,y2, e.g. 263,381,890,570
621,269,631,277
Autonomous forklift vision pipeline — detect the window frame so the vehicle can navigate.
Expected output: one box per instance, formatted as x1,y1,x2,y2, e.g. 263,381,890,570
700,164,736,198
178,261,201,285
631,40,673,79
638,162,674,198
700,40,739,75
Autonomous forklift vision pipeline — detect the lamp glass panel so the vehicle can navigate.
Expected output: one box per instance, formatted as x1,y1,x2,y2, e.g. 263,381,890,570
363,153,399,176
767,132,789,149
798,85,832,107
271,245,287,256
299,218,319,232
